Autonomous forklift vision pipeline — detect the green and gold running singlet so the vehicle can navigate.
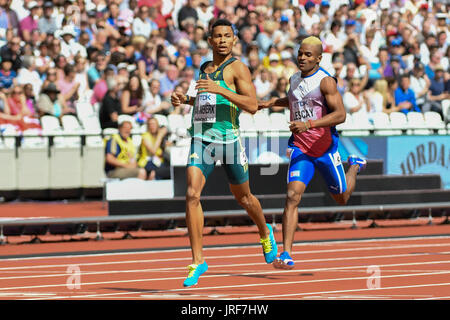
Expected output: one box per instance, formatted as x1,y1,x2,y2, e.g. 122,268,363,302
189,57,241,143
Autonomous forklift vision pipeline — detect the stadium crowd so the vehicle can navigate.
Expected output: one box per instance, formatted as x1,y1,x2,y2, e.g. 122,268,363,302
0,0,449,168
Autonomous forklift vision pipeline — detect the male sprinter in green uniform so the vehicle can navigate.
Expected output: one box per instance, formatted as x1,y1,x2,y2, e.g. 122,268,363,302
171,19,277,287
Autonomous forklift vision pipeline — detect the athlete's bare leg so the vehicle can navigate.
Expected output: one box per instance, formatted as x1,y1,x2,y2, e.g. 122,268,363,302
331,164,359,205
185,166,207,265
282,181,306,255
229,181,270,239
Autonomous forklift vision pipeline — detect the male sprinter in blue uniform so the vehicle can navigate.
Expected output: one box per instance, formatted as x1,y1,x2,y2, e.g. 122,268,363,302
172,19,277,287
259,36,366,269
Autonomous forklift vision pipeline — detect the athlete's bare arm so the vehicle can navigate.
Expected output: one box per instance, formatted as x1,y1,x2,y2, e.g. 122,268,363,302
313,76,346,128
258,96,290,110
193,60,259,114
171,91,195,107
289,76,346,134
258,76,290,110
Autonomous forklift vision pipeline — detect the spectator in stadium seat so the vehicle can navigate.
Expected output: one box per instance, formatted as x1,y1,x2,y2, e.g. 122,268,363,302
137,116,171,180
426,66,449,119
409,63,430,112
196,0,213,29
332,60,347,96
91,67,115,106
0,57,17,91
301,1,320,35
0,0,19,32
0,36,22,72
367,79,392,115
0,90,31,131
394,74,420,114
41,68,58,91
99,77,122,129
253,67,274,101
177,0,198,31
74,55,89,97
48,38,62,62
137,42,156,82
376,47,394,79
19,1,40,43
38,1,57,38
57,64,80,111
34,42,52,77
23,83,37,117
59,25,87,60
269,77,288,113
266,52,284,78
323,20,344,54
121,73,145,116
15,55,42,98
87,52,108,89
343,78,370,116
104,119,147,180
159,63,179,101
141,78,169,116
151,55,170,81
425,50,444,81
132,5,155,39
37,83,74,118
6,84,41,130
256,20,275,56
54,54,68,81
344,62,369,90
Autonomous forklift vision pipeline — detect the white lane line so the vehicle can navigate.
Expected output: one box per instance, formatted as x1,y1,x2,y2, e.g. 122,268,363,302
2,241,450,271
2,235,450,262
241,282,450,300
26,267,450,300
418,296,450,300
2,250,450,281
8,259,450,296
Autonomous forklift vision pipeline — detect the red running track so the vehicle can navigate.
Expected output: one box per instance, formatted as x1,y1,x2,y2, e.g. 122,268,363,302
0,219,450,300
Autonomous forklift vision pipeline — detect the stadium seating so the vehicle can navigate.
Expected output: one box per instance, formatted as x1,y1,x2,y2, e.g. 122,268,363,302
389,112,408,133
79,115,102,135
371,111,401,136
406,111,431,135
269,112,290,136
153,114,169,128
253,111,273,135
336,113,353,132
343,112,372,136
238,112,257,137
423,111,447,135
61,115,83,134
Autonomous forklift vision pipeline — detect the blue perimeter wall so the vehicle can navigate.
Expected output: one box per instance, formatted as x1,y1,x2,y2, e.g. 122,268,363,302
242,135,450,189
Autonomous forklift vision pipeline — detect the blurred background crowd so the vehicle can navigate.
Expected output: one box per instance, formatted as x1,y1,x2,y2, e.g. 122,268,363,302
0,0,449,134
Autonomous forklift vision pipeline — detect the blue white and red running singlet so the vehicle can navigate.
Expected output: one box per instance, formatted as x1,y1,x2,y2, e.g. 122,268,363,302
286,67,347,194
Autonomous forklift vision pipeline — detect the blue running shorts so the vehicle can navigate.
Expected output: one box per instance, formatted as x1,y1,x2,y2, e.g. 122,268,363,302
287,136,347,194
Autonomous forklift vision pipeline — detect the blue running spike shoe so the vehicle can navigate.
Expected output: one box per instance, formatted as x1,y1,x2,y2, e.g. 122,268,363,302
273,251,295,270
260,223,277,264
183,261,208,287
348,155,367,174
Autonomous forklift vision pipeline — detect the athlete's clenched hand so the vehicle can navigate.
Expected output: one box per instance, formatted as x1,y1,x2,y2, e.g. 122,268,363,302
171,91,185,107
195,74,222,94
289,121,309,134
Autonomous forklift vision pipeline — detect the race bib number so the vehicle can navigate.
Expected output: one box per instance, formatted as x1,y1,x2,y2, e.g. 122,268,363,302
332,151,342,167
194,93,217,123
292,99,315,121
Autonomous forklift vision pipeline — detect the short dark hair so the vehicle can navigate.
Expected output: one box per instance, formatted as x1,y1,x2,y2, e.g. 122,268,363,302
210,19,233,35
